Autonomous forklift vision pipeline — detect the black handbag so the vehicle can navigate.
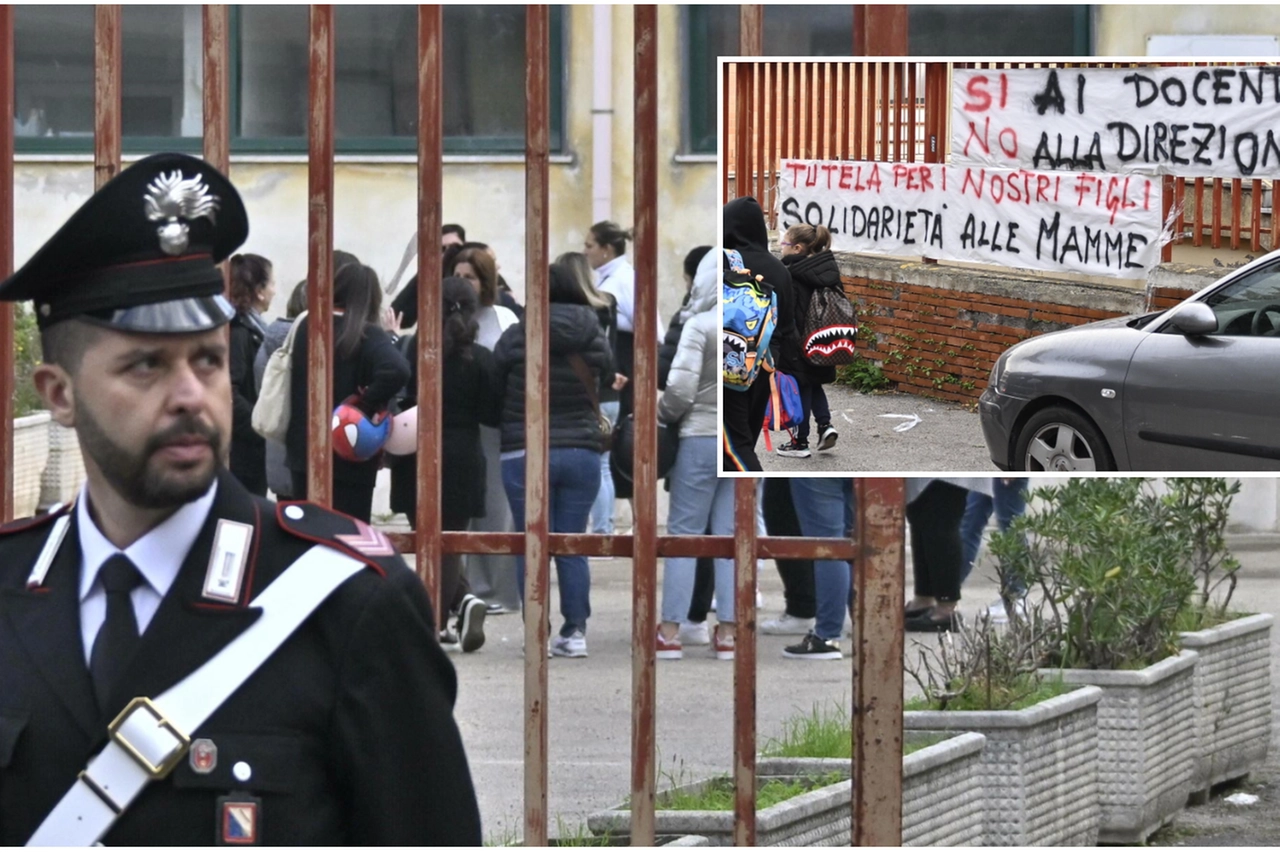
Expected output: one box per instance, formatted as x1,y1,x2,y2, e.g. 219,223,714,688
609,413,679,487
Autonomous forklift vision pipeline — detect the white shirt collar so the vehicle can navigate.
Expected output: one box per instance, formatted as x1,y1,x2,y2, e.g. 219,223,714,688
77,479,219,603
596,255,630,281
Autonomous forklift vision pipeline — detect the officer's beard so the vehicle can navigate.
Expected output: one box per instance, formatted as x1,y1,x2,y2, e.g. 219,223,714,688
76,403,224,510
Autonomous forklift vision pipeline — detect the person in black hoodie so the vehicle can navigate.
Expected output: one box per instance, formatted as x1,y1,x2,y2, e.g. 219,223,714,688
777,223,842,457
494,263,620,658
227,253,274,495
722,196,801,471
286,260,411,522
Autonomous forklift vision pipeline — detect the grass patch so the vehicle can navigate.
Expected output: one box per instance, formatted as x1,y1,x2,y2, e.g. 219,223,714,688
657,773,846,811
762,702,852,759
904,675,1073,712
1175,606,1253,633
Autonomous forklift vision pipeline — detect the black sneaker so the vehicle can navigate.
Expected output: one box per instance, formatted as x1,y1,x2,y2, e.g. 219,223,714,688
816,424,839,451
782,631,843,660
456,594,487,653
776,440,811,458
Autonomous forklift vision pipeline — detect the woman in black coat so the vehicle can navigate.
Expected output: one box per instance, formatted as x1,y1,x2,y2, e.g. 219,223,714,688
227,253,275,495
779,223,843,456
389,277,503,649
286,261,410,522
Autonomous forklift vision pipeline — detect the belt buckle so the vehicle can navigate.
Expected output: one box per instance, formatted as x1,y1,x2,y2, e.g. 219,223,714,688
107,696,191,779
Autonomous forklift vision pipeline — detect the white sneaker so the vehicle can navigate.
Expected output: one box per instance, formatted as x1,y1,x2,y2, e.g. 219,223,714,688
817,424,839,451
986,599,1009,625
549,631,588,658
760,613,816,636
678,621,711,646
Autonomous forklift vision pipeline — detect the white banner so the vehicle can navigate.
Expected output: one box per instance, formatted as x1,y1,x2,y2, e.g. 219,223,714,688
951,66,1280,179
777,158,1164,279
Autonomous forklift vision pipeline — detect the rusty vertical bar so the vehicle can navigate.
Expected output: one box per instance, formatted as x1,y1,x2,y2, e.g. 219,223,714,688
739,4,761,55
202,6,230,175
523,5,551,847
734,64,751,200
630,8,659,846
94,5,122,190
753,58,764,207
765,62,776,229
1230,178,1242,251
879,64,889,161
907,62,917,162
814,63,826,161
1251,179,1262,252
852,478,905,846
0,4,13,523
1174,177,1187,247
733,477,758,847
852,5,864,54
415,5,444,626
839,63,850,161
859,5,909,56
1161,177,1174,263
1211,177,1223,250
202,5,231,296
1193,177,1205,247
721,61,731,205
852,63,863,161
306,5,334,508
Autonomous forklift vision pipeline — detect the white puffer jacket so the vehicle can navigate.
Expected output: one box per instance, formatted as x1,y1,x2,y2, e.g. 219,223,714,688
659,251,720,438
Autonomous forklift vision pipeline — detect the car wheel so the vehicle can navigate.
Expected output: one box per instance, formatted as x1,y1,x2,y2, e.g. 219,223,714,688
1014,406,1115,472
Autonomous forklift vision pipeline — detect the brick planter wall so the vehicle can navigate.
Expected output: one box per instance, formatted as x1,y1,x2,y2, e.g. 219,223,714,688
829,253,1222,403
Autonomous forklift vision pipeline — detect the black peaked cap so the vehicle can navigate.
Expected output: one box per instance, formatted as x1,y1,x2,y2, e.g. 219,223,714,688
0,152,248,333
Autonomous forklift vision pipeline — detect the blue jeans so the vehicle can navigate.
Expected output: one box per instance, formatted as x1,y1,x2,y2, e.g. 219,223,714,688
502,447,601,637
959,478,1028,595
660,436,737,626
590,401,621,534
789,478,855,642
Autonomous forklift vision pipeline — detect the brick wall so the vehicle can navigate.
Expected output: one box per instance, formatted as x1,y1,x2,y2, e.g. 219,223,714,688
832,255,1219,403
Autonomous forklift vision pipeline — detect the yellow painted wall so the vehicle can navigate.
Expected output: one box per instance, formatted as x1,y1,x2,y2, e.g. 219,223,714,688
1096,5,1280,56
12,5,718,327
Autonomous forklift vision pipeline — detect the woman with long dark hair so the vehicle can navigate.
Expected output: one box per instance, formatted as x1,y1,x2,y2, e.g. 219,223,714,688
494,263,618,657
227,252,275,495
389,277,502,651
286,259,410,521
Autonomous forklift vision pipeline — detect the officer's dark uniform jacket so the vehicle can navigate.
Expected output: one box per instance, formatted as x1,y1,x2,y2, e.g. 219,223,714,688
0,469,482,845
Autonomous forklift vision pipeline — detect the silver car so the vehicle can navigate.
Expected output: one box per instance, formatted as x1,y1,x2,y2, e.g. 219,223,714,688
980,248,1280,472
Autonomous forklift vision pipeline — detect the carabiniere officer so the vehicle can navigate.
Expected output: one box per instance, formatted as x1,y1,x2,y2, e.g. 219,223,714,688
0,153,482,846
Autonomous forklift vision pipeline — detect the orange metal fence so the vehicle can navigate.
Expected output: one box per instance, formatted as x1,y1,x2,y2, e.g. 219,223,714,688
726,60,1279,256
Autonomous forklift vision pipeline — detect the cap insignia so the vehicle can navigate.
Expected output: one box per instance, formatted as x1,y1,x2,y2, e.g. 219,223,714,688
144,170,220,256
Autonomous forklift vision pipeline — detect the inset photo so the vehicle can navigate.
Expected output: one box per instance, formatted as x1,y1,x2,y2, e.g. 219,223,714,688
719,58,1280,475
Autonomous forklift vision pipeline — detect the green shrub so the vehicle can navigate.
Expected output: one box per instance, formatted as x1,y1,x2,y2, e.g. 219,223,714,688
834,356,889,393
1162,478,1242,628
657,773,846,811
12,306,44,418
990,478,1196,671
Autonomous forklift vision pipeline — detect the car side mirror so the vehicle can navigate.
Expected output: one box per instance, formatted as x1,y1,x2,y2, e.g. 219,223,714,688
1167,301,1218,336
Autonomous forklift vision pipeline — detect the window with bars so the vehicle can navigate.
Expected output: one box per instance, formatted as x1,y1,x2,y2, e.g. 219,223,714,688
13,4,566,156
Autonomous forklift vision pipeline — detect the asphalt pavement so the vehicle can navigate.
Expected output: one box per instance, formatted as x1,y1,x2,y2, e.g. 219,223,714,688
411,532,1280,845
757,385,999,474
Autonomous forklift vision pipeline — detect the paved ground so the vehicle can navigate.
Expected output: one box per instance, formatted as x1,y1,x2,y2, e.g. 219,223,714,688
757,386,997,474
411,532,1280,845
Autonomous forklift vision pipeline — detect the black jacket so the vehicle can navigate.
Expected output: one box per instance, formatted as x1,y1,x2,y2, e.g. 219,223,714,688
228,311,267,494
723,196,805,377
782,250,843,385
285,315,411,488
493,303,614,454
0,470,480,846
389,341,503,523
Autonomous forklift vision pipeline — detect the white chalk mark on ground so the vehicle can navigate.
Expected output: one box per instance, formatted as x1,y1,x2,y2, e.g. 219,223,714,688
880,413,922,432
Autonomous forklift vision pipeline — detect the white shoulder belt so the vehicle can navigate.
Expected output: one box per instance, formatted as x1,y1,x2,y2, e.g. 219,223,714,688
27,544,365,846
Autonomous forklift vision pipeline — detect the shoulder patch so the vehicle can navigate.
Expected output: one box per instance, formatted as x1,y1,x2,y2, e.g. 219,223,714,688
0,502,71,537
275,501,397,577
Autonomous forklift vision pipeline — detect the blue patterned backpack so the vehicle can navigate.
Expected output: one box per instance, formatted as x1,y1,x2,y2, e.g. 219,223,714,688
722,249,777,391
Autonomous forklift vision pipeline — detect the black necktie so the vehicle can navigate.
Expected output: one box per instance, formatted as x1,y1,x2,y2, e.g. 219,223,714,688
90,554,144,714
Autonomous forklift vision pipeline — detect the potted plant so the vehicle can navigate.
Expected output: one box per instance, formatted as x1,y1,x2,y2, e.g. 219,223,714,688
1163,478,1273,801
586,763,853,846
10,305,51,517
754,702,986,846
993,477,1199,844
903,607,1102,846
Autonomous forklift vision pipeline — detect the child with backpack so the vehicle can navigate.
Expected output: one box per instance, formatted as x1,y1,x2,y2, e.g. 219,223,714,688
777,223,857,458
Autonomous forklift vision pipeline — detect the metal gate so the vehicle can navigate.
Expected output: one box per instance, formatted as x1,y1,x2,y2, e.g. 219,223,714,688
0,5,909,846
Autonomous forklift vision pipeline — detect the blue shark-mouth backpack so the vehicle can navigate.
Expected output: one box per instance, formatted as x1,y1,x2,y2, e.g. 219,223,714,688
722,249,777,391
